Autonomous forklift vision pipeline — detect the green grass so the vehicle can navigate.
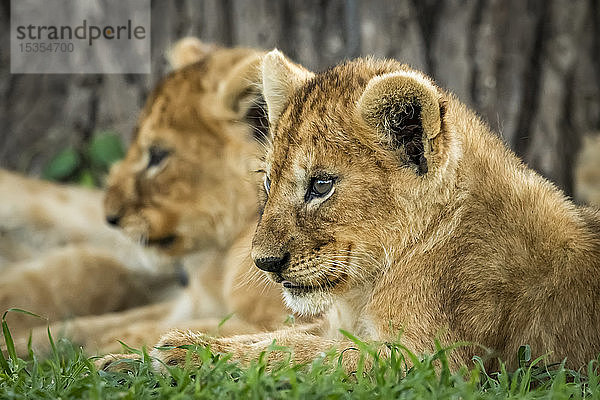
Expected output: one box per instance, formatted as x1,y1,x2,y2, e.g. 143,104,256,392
1,317,599,399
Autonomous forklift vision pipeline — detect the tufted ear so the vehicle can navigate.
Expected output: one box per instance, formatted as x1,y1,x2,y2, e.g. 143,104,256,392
218,53,269,140
358,71,443,175
261,49,314,124
218,54,264,116
167,37,215,70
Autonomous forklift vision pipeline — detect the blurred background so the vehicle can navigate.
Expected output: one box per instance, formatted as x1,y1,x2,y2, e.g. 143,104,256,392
0,0,598,198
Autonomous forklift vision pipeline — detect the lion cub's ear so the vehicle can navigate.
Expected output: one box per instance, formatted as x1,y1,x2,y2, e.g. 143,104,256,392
218,53,270,140
167,37,215,70
358,71,443,175
218,54,264,116
261,49,314,124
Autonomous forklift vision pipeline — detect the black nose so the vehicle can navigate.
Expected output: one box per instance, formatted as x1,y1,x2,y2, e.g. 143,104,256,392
106,215,121,226
254,252,290,273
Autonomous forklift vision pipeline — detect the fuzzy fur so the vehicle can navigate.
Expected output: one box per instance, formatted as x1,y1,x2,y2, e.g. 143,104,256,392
135,51,600,373
6,40,290,356
0,170,176,334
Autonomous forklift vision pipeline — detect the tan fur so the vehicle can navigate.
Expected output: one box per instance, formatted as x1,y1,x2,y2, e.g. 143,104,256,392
0,246,175,330
0,169,166,267
9,40,290,356
138,51,600,373
101,40,287,330
0,170,176,334
166,37,216,70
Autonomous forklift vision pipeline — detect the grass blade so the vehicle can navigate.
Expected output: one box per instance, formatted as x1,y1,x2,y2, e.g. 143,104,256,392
0,340,10,374
27,331,34,360
218,313,235,329
2,319,17,362
117,340,143,356
47,326,58,358
3,308,43,320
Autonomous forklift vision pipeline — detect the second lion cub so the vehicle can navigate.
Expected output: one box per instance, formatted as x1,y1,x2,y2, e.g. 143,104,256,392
10,40,289,356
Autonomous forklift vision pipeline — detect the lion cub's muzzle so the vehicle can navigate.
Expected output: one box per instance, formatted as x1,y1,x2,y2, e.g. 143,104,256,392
254,250,348,297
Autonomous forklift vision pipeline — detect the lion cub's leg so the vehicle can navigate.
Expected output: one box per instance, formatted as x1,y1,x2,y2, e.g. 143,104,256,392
145,324,365,372
0,248,179,334
95,316,265,356
98,323,467,374
94,318,279,371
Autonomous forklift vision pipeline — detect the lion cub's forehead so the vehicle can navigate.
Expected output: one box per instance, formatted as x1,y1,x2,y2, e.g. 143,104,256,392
266,58,403,176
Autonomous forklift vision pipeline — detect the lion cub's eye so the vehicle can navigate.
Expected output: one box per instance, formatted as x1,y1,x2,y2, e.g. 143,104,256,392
147,146,170,168
263,175,271,194
307,177,334,201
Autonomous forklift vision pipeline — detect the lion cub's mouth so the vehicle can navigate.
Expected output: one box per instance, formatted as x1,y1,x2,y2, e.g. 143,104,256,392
281,275,343,295
147,234,177,248
281,280,313,292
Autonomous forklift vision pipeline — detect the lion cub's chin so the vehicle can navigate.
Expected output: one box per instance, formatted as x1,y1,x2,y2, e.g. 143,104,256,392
282,289,334,316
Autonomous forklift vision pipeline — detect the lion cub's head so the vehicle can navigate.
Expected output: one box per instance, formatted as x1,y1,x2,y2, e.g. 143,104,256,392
253,50,460,315
104,39,267,256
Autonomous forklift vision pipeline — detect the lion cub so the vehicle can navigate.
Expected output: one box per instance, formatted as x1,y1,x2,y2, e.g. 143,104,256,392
10,40,288,356
138,50,600,372
96,38,288,344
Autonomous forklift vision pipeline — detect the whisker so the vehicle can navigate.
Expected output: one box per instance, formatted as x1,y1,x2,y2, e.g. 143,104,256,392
234,265,264,290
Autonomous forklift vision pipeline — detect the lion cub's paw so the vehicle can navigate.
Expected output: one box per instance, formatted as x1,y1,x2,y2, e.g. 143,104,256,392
94,353,142,373
150,329,213,371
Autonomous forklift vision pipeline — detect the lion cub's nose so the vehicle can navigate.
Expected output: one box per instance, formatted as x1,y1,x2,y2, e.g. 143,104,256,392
254,252,290,273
